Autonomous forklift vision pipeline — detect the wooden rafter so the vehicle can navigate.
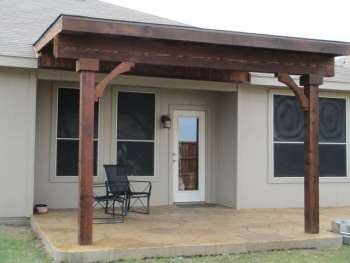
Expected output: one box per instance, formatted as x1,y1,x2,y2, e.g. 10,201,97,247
95,62,135,101
275,73,309,111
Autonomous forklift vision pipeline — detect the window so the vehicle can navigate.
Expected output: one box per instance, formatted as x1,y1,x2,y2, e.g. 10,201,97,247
56,88,99,176
273,94,347,178
117,92,155,176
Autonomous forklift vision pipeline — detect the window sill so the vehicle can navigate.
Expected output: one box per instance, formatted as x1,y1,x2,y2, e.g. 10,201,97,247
268,176,350,184
49,175,105,183
128,176,160,182
48,175,159,183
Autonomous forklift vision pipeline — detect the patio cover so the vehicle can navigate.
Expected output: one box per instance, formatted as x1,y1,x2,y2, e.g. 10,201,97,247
34,14,350,245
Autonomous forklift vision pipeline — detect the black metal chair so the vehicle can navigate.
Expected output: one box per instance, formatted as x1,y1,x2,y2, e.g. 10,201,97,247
123,166,152,214
93,181,110,214
93,165,129,223
105,164,152,214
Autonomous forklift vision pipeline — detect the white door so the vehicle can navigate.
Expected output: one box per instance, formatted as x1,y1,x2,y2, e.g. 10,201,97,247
173,110,205,202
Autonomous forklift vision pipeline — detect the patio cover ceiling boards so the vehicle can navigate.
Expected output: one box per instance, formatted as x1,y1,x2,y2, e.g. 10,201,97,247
34,15,350,78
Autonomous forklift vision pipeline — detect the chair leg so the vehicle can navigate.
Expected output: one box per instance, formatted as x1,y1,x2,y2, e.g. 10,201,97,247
146,195,150,214
112,200,116,217
127,196,131,211
105,200,108,214
124,199,128,216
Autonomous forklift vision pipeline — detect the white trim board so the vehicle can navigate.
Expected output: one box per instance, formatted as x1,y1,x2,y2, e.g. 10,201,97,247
250,72,350,91
0,55,37,69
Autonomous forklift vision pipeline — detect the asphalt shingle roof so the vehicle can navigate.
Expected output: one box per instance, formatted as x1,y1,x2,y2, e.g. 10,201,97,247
0,0,185,58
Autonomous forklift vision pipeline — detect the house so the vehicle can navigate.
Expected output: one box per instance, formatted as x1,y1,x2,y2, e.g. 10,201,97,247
2,0,350,248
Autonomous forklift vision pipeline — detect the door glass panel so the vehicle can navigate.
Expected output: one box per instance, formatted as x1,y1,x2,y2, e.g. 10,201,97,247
178,117,199,191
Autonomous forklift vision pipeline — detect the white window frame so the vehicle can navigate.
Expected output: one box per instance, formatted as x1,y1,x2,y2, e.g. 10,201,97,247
111,86,160,181
268,89,350,184
49,84,104,183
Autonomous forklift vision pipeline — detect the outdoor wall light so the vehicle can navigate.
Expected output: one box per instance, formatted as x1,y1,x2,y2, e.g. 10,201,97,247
161,115,172,128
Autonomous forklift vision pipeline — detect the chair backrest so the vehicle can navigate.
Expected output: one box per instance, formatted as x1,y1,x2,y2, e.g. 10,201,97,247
104,165,130,196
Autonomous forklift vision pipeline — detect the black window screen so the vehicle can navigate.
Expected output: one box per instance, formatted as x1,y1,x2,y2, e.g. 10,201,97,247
273,95,346,178
117,92,155,176
274,95,304,142
117,141,154,176
56,140,98,176
56,88,99,176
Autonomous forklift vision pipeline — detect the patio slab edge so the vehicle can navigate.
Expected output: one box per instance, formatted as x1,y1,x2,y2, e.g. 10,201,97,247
30,217,343,263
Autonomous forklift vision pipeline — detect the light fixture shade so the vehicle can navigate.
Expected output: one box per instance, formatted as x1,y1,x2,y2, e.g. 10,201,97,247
161,115,171,128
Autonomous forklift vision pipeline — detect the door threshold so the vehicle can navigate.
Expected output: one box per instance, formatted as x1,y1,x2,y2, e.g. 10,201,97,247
174,202,217,208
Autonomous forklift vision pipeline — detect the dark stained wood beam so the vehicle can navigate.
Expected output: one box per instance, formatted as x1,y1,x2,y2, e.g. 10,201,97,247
127,63,251,83
275,73,308,111
76,58,99,245
34,15,350,56
52,34,335,77
300,74,322,234
38,51,251,83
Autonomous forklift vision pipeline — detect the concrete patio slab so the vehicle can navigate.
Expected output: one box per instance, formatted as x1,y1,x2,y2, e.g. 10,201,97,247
31,206,349,262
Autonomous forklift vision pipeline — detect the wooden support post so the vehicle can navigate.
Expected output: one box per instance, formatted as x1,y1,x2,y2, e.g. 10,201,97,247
300,74,323,234
76,58,99,245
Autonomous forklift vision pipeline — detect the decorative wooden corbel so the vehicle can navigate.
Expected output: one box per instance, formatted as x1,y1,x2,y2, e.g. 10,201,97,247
95,62,135,101
275,73,309,111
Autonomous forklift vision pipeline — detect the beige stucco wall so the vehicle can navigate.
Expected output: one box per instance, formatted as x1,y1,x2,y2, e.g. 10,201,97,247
0,68,36,218
236,84,350,209
3,63,350,217
34,77,237,208
214,92,237,207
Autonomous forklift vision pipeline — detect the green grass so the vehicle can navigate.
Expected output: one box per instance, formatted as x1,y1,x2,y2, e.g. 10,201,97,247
0,225,52,263
1,225,350,263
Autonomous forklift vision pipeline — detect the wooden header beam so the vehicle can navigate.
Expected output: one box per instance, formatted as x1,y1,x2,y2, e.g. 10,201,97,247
38,51,251,84
52,34,335,77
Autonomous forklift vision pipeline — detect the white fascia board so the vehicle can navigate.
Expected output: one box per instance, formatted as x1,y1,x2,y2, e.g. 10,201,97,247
0,55,38,69
251,68,350,91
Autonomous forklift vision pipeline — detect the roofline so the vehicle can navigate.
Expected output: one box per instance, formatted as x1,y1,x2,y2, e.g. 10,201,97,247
33,14,192,48
0,55,38,69
34,14,350,56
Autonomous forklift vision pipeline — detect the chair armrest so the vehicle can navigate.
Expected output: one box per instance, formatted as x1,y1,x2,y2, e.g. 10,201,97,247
92,182,105,188
129,180,152,184
128,180,152,194
93,181,112,196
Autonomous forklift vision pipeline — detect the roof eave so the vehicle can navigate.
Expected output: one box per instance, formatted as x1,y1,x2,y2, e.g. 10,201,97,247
34,15,63,53
34,15,350,57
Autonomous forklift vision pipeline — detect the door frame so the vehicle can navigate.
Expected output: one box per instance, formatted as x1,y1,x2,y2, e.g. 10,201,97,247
171,109,206,203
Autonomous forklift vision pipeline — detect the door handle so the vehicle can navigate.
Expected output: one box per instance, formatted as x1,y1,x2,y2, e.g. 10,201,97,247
172,152,177,162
